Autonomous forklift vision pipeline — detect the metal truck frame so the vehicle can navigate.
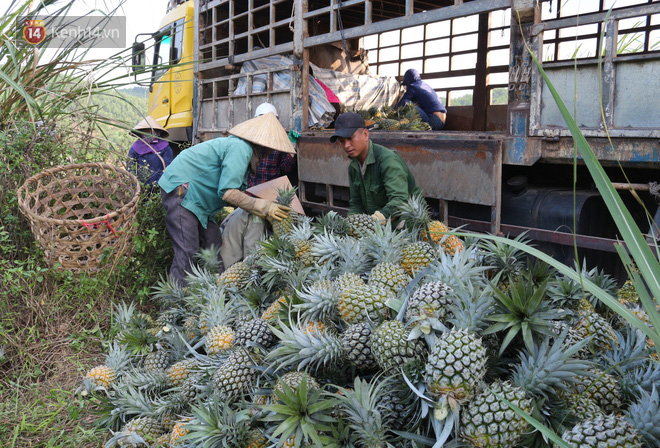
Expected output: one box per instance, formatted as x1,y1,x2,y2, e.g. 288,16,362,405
178,0,659,273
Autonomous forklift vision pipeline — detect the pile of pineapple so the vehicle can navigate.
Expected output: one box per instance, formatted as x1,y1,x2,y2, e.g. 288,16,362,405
348,102,433,131
80,193,660,448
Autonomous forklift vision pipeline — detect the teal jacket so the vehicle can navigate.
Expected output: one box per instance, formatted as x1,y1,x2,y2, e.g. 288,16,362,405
158,136,252,228
348,140,422,218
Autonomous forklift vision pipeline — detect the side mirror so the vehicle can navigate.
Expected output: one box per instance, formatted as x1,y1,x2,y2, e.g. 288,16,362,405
131,42,146,72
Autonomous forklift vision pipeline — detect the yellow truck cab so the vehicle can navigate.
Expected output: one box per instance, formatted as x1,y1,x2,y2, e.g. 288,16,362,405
137,0,194,144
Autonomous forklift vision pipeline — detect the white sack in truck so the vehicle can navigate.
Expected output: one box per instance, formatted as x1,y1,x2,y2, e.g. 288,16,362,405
234,55,336,129
311,64,402,111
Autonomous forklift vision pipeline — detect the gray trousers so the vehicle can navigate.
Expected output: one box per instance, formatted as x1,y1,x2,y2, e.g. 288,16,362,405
219,208,267,269
161,187,222,285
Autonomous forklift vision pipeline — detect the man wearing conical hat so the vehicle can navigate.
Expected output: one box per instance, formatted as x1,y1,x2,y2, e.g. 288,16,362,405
158,112,296,284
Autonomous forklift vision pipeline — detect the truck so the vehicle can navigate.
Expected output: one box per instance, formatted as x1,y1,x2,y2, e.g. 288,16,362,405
132,0,660,277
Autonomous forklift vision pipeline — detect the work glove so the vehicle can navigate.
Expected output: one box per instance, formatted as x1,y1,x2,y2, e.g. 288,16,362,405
371,210,386,224
253,198,290,222
222,189,291,221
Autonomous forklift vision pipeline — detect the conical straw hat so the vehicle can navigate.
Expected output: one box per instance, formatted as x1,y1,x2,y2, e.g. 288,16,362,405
131,116,169,139
228,112,296,154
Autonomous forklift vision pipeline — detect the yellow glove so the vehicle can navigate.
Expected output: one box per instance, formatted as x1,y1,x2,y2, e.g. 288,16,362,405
254,198,291,222
371,210,386,224
222,189,290,221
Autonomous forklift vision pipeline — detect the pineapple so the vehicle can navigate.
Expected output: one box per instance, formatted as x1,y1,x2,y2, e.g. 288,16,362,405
425,327,487,404
338,284,392,325
346,213,376,238
426,220,464,255
234,318,277,348
84,342,131,390
368,262,409,294
169,417,193,446
333,272,365,293
460,381,532,448
143,348,171,373
179,371,205,403
212,347,261,400
333,377,389,447
375,118,401,130
218,260,251,289
247,429,269,448
123,416,165,443
561,414,642,447
342,322,378,371
271,186,299,237
365,221,410,294
461,334,594,448
289,216,316,266
261,295,288,322
572,299,619,353
166,358,199,387
397,193,464,254
405,281,454,331
371,320,427,372
568,368,623,414
399,241,437,276
205,324,234,355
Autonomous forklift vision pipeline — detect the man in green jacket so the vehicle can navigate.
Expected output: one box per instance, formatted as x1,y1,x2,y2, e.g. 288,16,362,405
330,112,422,222
159,112,295,285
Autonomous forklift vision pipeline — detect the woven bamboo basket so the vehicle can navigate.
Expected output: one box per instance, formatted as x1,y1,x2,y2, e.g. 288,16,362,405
17,162,141,272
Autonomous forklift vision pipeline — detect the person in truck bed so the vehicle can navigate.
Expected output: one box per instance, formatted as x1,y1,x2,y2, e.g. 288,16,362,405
219,103,298,269
396,68,447,130
158,112,295,285
330,112,422,224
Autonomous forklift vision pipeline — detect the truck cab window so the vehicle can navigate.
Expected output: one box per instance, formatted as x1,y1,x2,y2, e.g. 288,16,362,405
153,33,172,81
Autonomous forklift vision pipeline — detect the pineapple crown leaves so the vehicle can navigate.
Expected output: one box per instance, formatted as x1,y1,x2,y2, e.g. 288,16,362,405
484,276,569,355
313,211,351,237
295,280,340,323
119,367,169,394
427,245,491,290
511,332,595,400
363,220,408,265
150,274,187,308
447,282,496,335
334,236,372,276
193,243,223,273
103,430,146,448
184,263,220,296
260,375,338,448
478,232,531,277
104,341,133,371
110,384,159,419
275,185,298,207
198,287,235,328
309,229,343,266
288,215,314,243
547,276,584,309
625,385,660,447
620,360,660,402
332,377,390,448
183,397,251,447
396,193,431,229
600,327,654,375
116,326,160,356
266,319,344,374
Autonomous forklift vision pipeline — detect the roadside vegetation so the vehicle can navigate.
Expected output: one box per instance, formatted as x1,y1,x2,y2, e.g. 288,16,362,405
0,1,168,446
